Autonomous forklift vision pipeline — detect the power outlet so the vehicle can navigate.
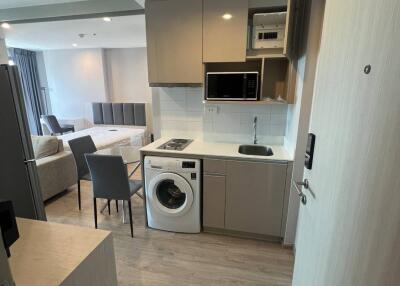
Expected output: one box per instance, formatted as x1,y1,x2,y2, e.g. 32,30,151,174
205,105,218,114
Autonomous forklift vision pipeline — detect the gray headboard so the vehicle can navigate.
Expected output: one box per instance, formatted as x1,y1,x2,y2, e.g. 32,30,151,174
92,103,146,126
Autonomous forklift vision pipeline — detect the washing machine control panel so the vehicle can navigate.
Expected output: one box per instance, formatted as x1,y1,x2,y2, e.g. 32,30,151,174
145,156,200,173
182,161,196,169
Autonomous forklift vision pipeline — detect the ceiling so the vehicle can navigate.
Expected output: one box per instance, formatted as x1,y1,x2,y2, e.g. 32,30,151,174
3,14,146,50
0,0,86,9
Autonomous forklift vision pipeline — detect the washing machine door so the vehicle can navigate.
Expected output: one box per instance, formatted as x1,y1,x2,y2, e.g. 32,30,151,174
148,172,194,217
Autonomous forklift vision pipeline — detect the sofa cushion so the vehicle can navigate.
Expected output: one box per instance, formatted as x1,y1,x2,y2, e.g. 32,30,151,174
36,151,78,201
31,135,59,159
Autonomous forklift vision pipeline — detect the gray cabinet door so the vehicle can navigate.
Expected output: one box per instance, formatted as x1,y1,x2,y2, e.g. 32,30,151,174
145,0,203,84
203,0,248,62
203,174,226,229
225,161,287,236
204,158,226,175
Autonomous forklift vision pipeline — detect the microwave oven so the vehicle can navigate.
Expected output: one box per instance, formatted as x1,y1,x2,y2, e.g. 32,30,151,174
205,72,259,101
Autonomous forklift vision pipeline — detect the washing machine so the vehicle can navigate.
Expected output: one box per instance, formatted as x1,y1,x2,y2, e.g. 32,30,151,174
144,156,201,233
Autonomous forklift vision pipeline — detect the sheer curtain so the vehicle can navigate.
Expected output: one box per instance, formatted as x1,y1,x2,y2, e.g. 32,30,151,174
9,48,45,135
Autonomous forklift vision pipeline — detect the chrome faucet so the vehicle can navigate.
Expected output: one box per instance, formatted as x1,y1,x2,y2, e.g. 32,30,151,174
253,116,258,145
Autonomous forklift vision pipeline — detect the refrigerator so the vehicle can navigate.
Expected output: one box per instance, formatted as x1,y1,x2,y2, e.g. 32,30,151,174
0,64,46,220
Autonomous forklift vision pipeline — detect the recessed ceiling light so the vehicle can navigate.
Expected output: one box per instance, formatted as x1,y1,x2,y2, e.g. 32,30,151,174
103,17,112,22
72,43,78,47
1,22,11,29
222,13,233,20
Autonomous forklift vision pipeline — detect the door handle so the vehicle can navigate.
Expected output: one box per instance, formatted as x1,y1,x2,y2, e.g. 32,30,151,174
292,179,309,205
24,159,36,164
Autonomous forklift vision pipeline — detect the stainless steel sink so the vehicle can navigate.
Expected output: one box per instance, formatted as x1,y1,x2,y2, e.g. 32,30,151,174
238,145,274,156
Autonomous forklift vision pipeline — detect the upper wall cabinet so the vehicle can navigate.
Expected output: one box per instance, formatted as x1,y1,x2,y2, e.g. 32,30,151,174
283,0,296,57
247,0,300,59
145,0,203,86
203,0,249,63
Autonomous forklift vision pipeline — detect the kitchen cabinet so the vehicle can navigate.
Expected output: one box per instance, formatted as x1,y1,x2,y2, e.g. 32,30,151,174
145,0,203,85
283,0,296,56
204,58,295,103
203,174,226,229
225,160,287,236
247,0,301,59
203,159,226,229
203,0,249,62
202,158,288,238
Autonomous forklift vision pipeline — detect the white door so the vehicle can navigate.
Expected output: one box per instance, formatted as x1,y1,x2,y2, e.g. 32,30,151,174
292,0,400,285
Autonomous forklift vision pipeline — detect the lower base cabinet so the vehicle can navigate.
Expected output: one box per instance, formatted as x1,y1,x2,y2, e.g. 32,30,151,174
203,159,288,238
225,160,287,237
203,174,226,229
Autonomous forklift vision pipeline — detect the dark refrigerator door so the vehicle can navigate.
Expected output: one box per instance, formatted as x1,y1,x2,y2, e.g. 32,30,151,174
0,65,46,220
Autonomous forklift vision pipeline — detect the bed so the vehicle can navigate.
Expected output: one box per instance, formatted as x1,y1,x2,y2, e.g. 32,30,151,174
58,102,148,151
59,126,146,151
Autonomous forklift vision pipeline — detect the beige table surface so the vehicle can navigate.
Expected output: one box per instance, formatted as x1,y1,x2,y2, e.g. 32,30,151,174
9,218,114,286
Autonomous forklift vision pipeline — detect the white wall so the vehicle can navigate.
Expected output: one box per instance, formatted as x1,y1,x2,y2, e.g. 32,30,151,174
284,58,305,157
283,0,325,245
43,48,108,127
42,47,153,132
0,38,7,65
104,47,153,133
153,87,288,145
0,30,8,64
104,48,152,103
283,57,306,245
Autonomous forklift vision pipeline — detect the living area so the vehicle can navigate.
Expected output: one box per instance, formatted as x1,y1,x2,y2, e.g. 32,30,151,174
2,10,152,205
3,0,398,286
0,1,298,285
0,1,159,284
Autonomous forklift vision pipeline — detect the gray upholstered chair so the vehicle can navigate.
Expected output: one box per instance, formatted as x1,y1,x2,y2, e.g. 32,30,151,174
85,154,143,237
68,135,97,210
41,115,75,135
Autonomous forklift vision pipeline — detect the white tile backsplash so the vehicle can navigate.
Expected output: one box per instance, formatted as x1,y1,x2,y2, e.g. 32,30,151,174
157,87,287,144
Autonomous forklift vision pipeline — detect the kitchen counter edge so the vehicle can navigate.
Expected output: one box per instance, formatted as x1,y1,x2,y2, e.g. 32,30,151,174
140,139,293,163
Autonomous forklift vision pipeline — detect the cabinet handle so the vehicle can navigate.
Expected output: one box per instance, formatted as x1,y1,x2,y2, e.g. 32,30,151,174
292,179,309,205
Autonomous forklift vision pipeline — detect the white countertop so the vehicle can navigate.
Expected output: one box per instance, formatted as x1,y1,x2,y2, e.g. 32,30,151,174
140,138,293,163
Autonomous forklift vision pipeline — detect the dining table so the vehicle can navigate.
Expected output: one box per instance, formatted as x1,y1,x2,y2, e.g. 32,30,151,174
94,145,142,224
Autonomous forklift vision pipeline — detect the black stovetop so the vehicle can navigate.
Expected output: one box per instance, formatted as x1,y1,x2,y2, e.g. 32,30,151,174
157,139,193,151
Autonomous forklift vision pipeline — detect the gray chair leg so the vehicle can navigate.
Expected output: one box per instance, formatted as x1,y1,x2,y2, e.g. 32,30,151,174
107,199,111,215
115,200,119,213
77,180,81,210
93,198,97,229
128,200,133,238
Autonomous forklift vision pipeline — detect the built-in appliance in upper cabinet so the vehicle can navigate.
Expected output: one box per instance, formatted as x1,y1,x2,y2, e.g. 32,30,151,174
205,72,259,101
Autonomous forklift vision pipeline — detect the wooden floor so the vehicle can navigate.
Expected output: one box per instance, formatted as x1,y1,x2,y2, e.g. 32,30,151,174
45,171,294,286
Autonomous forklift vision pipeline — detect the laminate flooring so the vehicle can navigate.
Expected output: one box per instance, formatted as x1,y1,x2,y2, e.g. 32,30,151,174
45,170,294,286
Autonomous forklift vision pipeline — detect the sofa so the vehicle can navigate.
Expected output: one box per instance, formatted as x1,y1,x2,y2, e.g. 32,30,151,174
31,135,78,201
